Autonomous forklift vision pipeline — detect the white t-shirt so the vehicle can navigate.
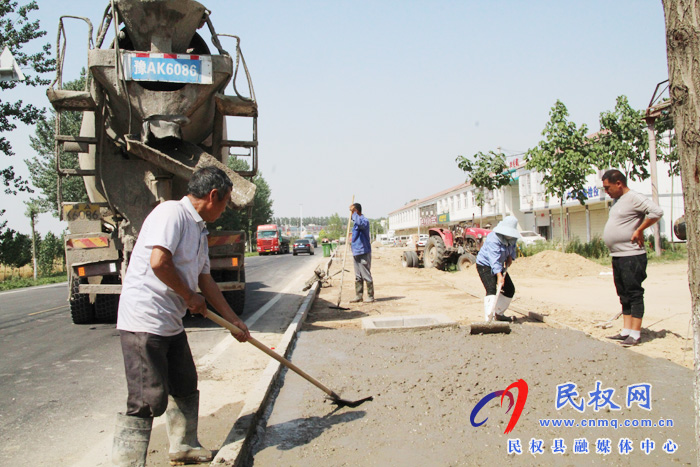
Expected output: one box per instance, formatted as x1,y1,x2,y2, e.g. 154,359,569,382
117,197,210,336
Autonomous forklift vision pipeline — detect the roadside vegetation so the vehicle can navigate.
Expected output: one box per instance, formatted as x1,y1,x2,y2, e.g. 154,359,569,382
518,235,687,265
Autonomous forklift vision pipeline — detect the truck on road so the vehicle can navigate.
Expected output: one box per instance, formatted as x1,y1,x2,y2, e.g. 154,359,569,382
256,224,290,255
49,0,258,323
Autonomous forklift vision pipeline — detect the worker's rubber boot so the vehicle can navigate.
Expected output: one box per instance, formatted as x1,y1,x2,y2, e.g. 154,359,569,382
349,281,363,303
112,413,152,467
166,391,213,465
364,281,375,303
483,295,497,321
495,295,514,322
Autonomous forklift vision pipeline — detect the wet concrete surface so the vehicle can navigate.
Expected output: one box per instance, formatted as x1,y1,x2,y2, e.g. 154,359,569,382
249,324,695,466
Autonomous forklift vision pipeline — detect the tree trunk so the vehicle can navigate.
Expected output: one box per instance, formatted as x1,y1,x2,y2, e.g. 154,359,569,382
662,1,700,462
559,200,565,252
30,214,37,281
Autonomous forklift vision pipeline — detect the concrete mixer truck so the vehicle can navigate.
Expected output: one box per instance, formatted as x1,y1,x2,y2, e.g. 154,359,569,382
47,0,258,323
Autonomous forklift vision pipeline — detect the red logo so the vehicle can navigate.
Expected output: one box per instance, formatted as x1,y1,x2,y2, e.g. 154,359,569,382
470,379,528,434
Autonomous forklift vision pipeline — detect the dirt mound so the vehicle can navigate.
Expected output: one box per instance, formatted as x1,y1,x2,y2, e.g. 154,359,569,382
509,249,608,278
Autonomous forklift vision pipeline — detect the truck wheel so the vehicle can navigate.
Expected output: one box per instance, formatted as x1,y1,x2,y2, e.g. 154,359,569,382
70,276,95,324
95,276,120,323
457,253,476,271
424,236,447,270
222,270,245,316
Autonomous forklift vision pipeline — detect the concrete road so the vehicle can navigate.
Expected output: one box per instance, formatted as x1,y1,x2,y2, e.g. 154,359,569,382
0,252,324,466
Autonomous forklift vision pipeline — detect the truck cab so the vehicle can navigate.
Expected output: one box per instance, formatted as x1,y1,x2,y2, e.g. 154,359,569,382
256,224,290,255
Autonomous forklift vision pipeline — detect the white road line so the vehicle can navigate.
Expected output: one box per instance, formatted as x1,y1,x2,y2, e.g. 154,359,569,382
0,282,67,296
28,304,69,316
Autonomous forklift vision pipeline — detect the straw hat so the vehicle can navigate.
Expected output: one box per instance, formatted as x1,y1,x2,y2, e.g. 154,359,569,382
493,216,521,239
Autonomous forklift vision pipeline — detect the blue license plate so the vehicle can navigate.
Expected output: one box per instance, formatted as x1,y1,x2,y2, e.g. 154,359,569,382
123,53,212,84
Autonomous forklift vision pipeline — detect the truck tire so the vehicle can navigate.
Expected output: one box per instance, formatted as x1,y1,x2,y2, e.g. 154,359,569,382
424,236,447,270
95,276,120,323
70,276,95,324
218,270,246,316
457,253,476,271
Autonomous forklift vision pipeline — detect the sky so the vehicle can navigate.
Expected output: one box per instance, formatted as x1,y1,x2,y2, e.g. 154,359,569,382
1,0,670,236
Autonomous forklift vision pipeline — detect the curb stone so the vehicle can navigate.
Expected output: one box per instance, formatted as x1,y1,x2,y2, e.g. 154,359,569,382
212,257,332,465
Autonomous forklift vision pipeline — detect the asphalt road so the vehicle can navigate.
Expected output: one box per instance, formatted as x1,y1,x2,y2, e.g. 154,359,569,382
0,252,322,466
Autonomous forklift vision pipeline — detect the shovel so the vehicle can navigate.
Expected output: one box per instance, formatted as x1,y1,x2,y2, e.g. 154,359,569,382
330,195,355,310
206,312,372,408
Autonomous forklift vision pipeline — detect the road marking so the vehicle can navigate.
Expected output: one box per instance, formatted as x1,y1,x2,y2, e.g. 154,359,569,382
28,305,69,316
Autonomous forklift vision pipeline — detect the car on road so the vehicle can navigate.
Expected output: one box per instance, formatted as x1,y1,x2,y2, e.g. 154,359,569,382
293,238,314,255
518,230,546,246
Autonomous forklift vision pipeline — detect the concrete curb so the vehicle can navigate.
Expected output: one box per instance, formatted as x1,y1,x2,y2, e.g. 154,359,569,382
212,257,333,465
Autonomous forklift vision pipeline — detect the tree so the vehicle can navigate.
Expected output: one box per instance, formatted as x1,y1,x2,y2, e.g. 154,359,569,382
596,95,650,181
324,213,346,241
0,1,54,198
0,228,32,271
26,72,89,216
211,158,273,250
525,100,597,247
24,200,40,279
662,2,700,462
38,231,63,276
456,150,512,227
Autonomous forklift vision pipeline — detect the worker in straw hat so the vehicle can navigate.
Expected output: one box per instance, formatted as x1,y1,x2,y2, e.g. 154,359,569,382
475,216,521,322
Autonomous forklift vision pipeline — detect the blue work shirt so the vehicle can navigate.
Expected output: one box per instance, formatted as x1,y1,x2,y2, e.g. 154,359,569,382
351,212,371,256
476,231,516,274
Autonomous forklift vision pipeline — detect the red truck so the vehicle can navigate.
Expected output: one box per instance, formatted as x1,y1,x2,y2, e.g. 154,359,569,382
256,224,290,255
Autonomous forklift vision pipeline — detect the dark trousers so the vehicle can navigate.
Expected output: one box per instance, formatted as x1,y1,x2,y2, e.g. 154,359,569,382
119,330,198,418
353,253,373,283
612,254,648,319
476,264,515,298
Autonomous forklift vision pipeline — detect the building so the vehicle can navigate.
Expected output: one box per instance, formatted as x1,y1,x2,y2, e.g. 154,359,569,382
389,153,684,242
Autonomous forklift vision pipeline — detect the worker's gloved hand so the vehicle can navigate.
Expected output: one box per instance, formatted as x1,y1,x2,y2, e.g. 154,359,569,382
186,292,207,317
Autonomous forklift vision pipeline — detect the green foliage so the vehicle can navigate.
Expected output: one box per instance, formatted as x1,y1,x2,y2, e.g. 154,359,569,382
456,150,512,213
26,72,89,216
211,158,274,250
325,213,347,240
0,0,54,196
0,229,32,268
596,95,649,181
0,273,67,291
526,100,597,206
564,236,609,259
38,231,64,276
526,100,597,247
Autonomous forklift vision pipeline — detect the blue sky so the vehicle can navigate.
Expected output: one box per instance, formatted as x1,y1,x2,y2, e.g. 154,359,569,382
2,0,669,235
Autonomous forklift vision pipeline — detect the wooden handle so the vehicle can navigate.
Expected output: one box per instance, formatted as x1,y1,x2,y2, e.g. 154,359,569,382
205,312,338,398
336,195,355,307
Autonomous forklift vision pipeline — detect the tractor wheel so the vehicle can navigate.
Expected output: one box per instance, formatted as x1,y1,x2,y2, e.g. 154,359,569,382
95,276,120,323
70,276,95,324
457,253,476,271
401,251,413,268
424,236,447,270
408,251,419,267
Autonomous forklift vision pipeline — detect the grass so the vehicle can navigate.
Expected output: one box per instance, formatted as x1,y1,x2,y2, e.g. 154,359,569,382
0,273,68,292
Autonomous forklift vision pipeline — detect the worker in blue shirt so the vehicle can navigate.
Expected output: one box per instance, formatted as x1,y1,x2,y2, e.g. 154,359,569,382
475,216,521,322
349,203,374,303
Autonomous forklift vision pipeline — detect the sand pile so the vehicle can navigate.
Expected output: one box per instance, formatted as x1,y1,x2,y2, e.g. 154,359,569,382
509,249,609,278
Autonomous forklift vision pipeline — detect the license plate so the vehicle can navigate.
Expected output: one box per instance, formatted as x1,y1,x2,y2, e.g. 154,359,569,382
123,53,212,84
63,203,102,222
